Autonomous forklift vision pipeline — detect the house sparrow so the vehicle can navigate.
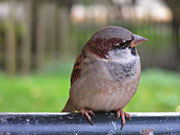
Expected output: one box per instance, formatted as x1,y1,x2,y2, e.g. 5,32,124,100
62,26,147,129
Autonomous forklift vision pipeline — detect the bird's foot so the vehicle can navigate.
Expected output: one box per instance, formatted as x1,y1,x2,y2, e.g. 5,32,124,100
80,108,95,125
116,108,131,130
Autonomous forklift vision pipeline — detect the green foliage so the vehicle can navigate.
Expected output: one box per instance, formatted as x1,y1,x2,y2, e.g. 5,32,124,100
69,24,98,52
0,23,4,46
70,23,172,53
0,67,179,112
130,24,172,51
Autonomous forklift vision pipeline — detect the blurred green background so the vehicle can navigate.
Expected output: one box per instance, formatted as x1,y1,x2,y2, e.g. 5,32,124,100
0,0,180,112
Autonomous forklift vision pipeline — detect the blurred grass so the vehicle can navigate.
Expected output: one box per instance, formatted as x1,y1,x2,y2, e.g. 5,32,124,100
125,69,180,112
0,62,180,112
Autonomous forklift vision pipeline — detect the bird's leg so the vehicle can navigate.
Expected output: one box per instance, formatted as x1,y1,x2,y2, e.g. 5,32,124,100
116,108,131,130
80,108,95,125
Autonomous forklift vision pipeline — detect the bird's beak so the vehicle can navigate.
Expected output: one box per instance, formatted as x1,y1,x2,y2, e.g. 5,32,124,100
130,34,148,48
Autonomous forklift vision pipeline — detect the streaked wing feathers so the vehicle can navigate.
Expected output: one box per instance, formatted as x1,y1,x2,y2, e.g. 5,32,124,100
70,51,85,85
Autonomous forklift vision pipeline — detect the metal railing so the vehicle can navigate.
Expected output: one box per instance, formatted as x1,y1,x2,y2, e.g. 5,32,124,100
0,112,180,134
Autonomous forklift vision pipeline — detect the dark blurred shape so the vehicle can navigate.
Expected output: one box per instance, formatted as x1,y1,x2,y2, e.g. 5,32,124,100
0,0,74,74
164,0,180,63
0,0,179,75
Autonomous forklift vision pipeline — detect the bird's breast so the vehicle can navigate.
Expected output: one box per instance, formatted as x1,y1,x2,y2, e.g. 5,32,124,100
105,59,140,81
82,56,140,82
70,57,141,111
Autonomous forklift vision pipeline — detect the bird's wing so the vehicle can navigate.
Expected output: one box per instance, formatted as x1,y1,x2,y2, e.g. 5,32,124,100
70,51,85,86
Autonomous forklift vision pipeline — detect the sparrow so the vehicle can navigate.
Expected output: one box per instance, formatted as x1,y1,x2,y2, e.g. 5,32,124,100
62,26,147,129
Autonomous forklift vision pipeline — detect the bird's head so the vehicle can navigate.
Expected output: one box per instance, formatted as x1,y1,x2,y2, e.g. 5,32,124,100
85,26,147,61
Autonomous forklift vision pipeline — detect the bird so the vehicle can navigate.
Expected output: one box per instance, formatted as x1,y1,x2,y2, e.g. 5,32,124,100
62,26,147,129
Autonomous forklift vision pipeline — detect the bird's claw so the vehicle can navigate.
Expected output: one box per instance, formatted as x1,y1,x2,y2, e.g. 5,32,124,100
80,108,95,125
116,108,131,130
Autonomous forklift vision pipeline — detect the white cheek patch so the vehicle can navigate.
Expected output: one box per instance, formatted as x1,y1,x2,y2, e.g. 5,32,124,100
107,48,138,63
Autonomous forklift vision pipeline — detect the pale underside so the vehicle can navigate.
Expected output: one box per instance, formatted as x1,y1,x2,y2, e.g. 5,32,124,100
70,48,141,112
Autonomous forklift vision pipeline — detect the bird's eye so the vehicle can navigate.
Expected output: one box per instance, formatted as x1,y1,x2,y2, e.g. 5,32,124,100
116,40,131,49
118,41,126,47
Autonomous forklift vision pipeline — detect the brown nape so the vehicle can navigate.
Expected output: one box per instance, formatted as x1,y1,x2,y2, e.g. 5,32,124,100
87,38,123,58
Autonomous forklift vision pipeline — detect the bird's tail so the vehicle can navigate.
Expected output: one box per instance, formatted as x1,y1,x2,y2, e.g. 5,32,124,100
62,99,75,112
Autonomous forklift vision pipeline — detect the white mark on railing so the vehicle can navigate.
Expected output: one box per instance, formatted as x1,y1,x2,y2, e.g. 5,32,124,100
26,119,30,124
0,117,9,133
111,121,117,130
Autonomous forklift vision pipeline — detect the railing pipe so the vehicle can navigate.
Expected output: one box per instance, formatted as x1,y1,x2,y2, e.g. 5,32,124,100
0,112,180,134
